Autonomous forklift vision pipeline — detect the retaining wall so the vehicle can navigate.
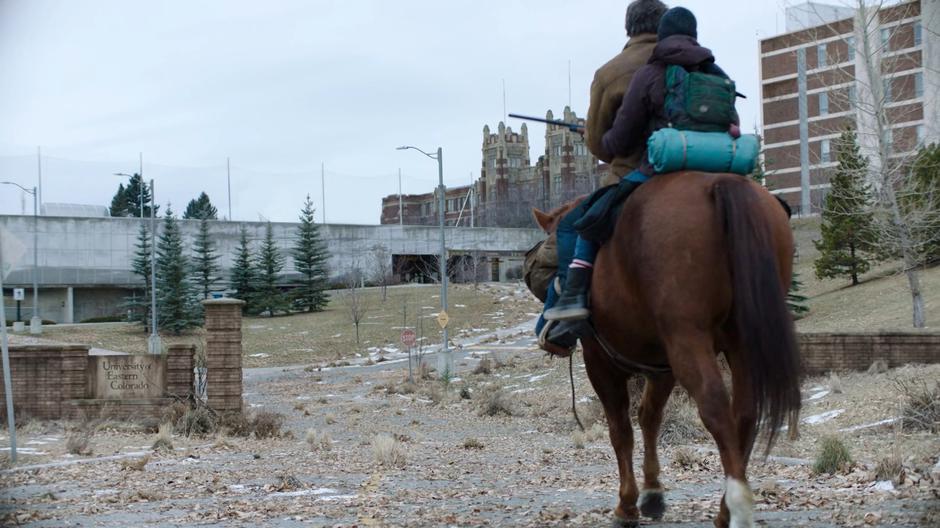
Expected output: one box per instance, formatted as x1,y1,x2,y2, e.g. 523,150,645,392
799,332,940,375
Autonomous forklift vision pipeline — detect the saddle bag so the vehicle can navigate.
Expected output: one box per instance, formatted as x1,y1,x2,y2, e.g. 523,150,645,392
647,128,759,175
523,234,558,303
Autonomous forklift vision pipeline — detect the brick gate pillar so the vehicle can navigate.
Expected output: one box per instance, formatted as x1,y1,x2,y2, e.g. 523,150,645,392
202,298,245,413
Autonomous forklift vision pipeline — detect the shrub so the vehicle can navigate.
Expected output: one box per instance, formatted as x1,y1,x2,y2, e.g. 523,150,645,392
867,359,889,375
151,423,175,453
325,413,337,425
572,430,587,450
252,411,284,439
175,405,218,437
813,436,852,474
463,438,484,450
473,359,493,375
896,379,940,433
828,372,843,394
220,411,253,438
371,434,406,467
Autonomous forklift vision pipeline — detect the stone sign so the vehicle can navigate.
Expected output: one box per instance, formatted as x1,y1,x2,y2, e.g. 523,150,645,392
91,355,166,399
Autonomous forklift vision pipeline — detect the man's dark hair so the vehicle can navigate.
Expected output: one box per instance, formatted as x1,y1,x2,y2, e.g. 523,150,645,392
625,0,668,37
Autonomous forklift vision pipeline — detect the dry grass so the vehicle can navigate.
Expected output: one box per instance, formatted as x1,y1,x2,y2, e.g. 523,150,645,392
874,453,904,485
38,284,539,368
66,430,93,456
896,378,940,433
477,387,514,417
304,429,332,451
868,360,889,375
371,434,406,468
324,413,337,425
119,454,150,471
828,372,843,394
572,422,607,449
151,423,174,453
813,436,853,475
671,446,705,469
660,389,707,443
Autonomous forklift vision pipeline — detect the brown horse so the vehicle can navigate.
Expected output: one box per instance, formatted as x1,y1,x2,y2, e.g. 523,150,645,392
533,171,801,528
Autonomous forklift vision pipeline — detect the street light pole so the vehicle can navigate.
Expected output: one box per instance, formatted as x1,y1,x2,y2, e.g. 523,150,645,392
30,187,40,334
148,179,160,354
396,145,451,377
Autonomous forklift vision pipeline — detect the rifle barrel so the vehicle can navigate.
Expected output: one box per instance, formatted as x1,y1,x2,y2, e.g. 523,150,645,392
508,113,583,129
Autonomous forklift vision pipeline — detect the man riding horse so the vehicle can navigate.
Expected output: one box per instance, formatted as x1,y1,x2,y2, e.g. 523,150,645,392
527,6,800,528
534,0,668,352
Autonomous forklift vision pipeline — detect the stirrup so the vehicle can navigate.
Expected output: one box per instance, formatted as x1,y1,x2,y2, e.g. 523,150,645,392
538,320,575,357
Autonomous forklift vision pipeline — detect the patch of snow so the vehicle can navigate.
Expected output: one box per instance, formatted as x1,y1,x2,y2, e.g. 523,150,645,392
249,353,270,358
871,481,895,492
296,396,312,401
25,440,50,446
455,304,467,308
0,447,47,455
93,488,119,496
838,417,899,433
269,487,339,498
249,403,262,408
331,334,342,338
528,373,551,383
511,388,536,394
247,324,268,330
577,397,592,403
802,409,844,425
806,390,830,401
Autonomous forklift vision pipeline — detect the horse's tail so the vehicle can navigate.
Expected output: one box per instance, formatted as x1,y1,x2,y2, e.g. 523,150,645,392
713,177,801,453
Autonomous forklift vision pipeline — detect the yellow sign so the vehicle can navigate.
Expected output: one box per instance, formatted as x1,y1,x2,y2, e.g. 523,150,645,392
436,311,450,329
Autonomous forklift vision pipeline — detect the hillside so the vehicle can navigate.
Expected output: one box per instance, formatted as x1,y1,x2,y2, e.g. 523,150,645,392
790,217,938,332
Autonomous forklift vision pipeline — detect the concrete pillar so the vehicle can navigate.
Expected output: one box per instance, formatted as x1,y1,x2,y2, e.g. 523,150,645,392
64,287,74,324
202,298,245,414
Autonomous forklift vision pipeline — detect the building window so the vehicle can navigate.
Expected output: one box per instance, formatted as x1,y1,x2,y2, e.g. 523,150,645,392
846,36,855,61
817,43,827,68
914,22,922,47
881,27,891,50
820,139,831,163
915,72,924,98
819,92,829,116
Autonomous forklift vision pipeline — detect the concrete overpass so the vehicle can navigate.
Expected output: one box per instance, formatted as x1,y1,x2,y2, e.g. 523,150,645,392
0,215,543,323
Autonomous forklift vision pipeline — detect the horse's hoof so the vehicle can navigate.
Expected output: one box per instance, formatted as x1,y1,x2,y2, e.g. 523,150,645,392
639,489,667,519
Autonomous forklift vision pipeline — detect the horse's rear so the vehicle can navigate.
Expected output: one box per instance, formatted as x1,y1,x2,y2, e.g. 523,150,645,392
584,171,800,528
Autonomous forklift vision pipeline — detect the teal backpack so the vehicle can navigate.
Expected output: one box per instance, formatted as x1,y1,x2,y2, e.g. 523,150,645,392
663,64,738,132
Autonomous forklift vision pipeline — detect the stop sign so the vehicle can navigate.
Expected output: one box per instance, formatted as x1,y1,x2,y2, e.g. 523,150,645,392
400,329,416,348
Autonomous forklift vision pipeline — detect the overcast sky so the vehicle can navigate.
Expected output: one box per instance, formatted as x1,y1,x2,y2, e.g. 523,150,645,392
0,0,795,224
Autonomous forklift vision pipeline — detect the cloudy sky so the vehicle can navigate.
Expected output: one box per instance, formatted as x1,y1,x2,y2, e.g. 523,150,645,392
0,0,795,224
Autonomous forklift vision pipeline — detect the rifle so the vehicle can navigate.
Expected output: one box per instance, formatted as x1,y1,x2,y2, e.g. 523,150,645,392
509,113,585,133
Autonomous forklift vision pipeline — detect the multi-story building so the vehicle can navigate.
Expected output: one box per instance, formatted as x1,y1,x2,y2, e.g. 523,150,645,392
760,0,938,214
381,107,602,228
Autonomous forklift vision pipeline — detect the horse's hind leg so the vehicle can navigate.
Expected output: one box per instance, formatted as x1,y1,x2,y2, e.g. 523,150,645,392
636,373,675,520
582,343,640,527
664,332,753,528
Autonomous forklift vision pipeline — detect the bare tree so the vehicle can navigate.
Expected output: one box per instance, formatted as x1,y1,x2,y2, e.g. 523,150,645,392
341,266,369,346
781,0,938,327
370,244,394,302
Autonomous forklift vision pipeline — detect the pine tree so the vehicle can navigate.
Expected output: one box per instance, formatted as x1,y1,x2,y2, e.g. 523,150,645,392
123,174,158,218
814,130,880,285
230,226,258,312
904,143,940,264
124,222,153,327
156,206,201,334
254,222,288,316
109,183,131,217
787,272,810,318
292,195,330,312
192,217,221,299
183,192,218,220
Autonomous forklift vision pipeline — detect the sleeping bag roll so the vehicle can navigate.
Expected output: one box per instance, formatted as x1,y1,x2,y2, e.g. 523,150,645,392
647,128,759,176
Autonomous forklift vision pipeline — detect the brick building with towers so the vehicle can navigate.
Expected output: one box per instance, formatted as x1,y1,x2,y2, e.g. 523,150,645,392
381,107,606,228
759,0,938,215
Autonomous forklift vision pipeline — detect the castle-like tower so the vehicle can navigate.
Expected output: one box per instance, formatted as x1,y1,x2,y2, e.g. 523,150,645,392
479,122,531,204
